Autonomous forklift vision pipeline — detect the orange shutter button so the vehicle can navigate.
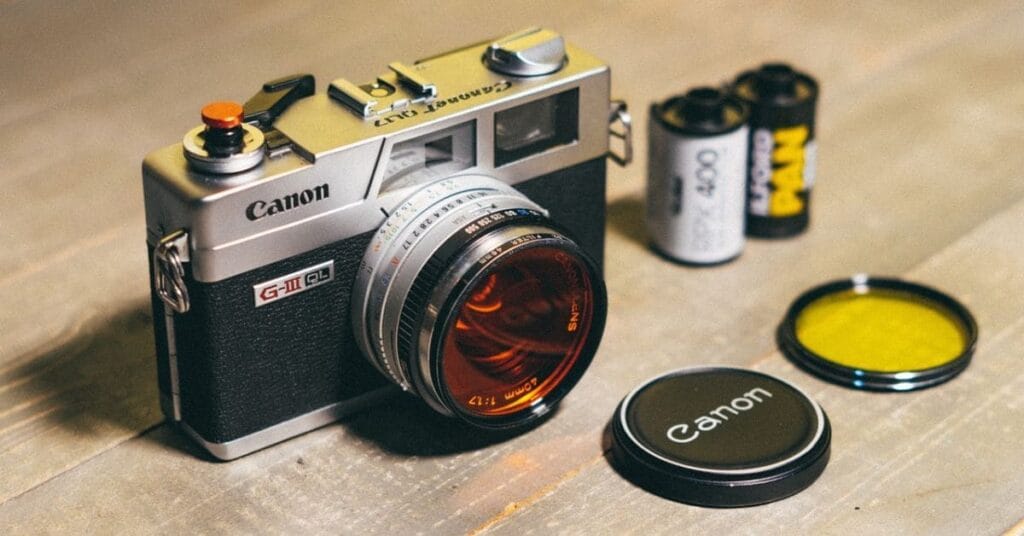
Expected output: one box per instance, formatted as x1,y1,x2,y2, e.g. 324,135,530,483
201,101,245,130
184,101,265,173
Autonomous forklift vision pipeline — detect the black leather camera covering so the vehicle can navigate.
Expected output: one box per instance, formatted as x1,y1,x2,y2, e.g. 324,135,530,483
151,231,386,443
517,157,606,270
149,157,607,444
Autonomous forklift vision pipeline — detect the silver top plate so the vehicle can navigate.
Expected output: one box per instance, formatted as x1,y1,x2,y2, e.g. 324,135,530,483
143,30,610,283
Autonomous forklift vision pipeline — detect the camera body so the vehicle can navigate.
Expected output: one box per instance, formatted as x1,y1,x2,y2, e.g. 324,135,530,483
143,28,628,459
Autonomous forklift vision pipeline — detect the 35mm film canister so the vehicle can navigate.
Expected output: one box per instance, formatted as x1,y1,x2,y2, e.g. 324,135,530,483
647,88,750,265
733,63,818,238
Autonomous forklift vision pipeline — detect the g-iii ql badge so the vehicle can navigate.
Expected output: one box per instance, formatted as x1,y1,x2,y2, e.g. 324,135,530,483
253,261,334,307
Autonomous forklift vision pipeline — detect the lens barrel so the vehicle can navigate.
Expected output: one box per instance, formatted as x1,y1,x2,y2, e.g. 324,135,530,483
352,176,606,429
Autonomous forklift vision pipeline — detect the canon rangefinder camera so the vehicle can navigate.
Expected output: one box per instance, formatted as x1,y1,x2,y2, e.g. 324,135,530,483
143,28,632,459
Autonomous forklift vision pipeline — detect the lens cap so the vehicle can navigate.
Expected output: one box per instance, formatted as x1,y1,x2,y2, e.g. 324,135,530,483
610,367,831,507
778,275,978,391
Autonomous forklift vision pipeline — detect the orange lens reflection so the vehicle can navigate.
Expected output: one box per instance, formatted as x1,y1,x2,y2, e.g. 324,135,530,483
441,246,594,418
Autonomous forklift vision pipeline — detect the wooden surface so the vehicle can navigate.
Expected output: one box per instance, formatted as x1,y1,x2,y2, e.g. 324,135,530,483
3,1,1024,534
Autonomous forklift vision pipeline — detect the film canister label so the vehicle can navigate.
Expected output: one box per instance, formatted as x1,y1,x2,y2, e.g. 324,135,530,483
733,63,819,238
647,88,750,265
748,124,816,218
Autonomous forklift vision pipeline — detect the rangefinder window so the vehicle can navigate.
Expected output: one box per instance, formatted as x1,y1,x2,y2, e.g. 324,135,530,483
380,120,476,193
494,89,579,166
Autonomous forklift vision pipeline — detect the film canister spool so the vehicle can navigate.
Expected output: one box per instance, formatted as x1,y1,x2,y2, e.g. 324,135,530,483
733,63,818,238
647,87,750,265
778,275,978,391
610,366,831,507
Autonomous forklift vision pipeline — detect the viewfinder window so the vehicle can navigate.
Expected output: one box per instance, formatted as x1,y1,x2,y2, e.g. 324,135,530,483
494,89,579,166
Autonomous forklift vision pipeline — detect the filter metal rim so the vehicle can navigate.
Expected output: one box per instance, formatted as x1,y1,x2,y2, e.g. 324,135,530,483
777,275,978,391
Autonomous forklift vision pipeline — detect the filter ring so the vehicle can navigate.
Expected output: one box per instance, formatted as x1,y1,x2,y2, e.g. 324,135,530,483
777,276,978,391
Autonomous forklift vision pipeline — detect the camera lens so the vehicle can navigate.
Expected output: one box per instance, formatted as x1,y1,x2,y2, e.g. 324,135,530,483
352,176,605,429
440,245,596,419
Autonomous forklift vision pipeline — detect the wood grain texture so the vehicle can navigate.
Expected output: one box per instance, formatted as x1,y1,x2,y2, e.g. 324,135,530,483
1,0,1023,533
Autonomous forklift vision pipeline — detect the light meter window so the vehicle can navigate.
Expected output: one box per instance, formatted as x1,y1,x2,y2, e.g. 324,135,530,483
380,121,476,194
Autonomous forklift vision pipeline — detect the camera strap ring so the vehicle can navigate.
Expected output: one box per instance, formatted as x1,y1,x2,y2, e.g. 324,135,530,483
154,229,191,314
608,100,633,167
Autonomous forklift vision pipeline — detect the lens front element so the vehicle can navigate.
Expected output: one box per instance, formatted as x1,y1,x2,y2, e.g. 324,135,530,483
352,176,606,430
441,246,595,418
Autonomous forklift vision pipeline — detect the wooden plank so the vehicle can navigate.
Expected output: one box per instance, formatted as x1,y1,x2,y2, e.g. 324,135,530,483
1,1,1023,533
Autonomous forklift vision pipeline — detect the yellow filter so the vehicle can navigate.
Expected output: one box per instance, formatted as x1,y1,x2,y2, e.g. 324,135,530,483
794,288,968,372
779,277,977,391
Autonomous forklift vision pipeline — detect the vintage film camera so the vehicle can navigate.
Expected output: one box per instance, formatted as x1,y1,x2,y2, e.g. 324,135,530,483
143,28,632,459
